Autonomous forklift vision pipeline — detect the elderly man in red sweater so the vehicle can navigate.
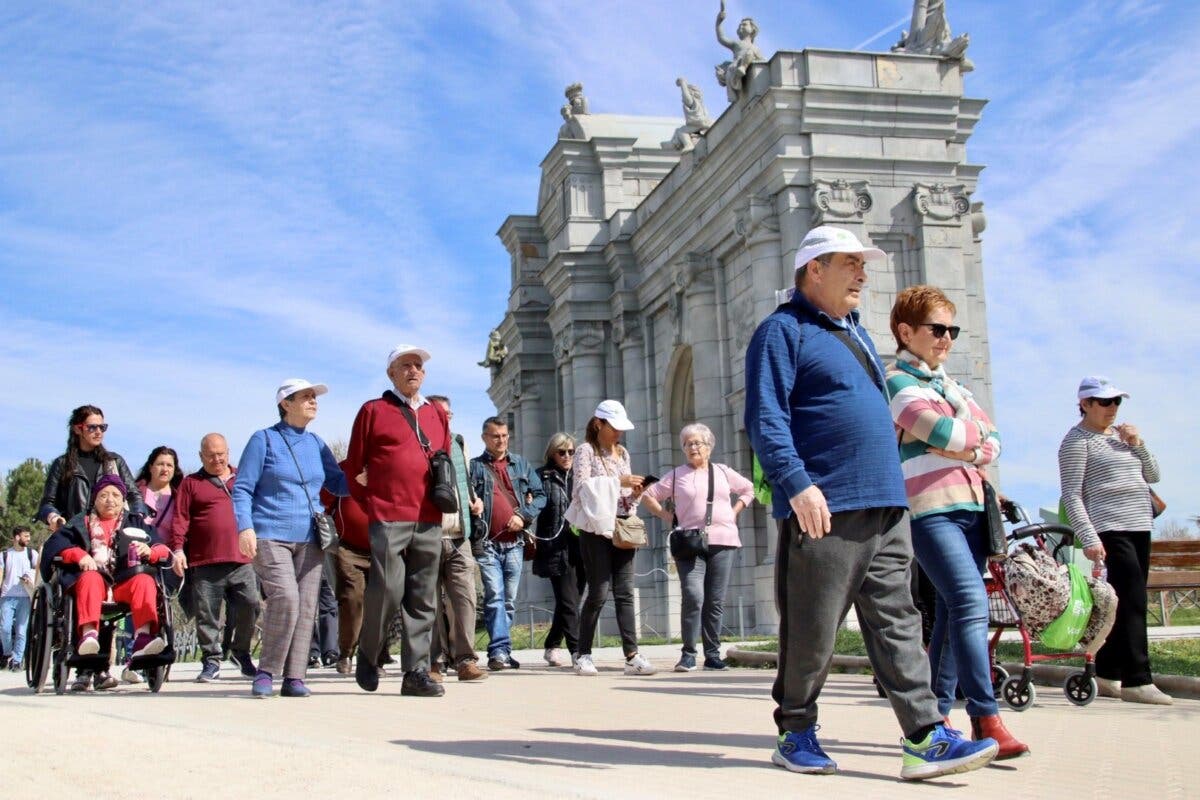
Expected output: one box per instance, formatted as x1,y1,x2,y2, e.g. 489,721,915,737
344,344,451,697
168,433,261,683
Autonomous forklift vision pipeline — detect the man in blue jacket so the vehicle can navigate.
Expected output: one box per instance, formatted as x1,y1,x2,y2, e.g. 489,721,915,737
469,417,545,671
745,225,997,781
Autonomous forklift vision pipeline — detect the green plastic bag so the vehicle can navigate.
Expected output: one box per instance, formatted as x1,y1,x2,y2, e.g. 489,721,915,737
1040,563,1093,650
751,453,773,508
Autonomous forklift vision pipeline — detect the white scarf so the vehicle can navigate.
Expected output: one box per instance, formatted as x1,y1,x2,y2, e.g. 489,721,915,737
895,349,974,420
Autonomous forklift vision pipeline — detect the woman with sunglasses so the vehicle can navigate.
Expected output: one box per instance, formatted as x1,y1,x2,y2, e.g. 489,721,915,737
1058,376,1168,704
532,432,585,667
885,286,1028,759
37,404,147,691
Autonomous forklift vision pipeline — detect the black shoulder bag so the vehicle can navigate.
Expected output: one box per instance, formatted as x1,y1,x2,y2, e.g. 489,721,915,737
668,463,713,560
396,402,459,514
277,431,339,552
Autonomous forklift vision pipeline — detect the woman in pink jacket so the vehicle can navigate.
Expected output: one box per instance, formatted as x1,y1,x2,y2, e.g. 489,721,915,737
643,423,754,672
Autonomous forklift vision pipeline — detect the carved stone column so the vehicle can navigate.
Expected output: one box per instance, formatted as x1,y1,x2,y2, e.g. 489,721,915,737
566,321,607,428
911,182,971,290
734,193,783,324
553,329,575,434
674,252,722,436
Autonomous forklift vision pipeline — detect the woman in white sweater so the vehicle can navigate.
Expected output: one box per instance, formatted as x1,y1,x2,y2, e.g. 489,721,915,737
1057,376,1167,705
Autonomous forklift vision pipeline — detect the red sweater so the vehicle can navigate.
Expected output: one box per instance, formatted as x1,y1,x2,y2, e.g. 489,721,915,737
166,469,250,567
321,460,371,552
344,392,450,525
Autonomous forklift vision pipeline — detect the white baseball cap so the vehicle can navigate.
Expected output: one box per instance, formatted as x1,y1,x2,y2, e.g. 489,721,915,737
275,378,328,404
1078,376,1130,401
387,344,432,369
593,399,634,431
794,225,886,272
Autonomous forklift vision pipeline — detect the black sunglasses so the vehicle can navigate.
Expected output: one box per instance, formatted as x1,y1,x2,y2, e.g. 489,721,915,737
1090,397,1122,408
83,423,109,433
919,323,961,340
557,448,575,456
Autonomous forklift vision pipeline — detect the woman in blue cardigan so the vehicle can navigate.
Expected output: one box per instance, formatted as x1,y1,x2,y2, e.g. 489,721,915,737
233,378,348,698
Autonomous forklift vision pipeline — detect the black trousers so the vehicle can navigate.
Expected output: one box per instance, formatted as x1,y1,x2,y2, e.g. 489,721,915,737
577,532,638,657
1096,530,1152,687
544,561,586,653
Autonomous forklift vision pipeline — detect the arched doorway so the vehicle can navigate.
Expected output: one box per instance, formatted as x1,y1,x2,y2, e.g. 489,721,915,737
663,345,694,447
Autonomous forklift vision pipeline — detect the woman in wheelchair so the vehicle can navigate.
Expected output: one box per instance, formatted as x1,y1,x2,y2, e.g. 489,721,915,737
42,475,172,668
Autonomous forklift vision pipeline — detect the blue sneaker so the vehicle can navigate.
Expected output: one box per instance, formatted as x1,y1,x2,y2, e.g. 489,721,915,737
772,725,837,774
674,653,697,672
901,724,998,780
281,678,311,698
252,670,274,698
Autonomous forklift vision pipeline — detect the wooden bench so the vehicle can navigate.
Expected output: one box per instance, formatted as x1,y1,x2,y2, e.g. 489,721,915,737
1147,540,1200,626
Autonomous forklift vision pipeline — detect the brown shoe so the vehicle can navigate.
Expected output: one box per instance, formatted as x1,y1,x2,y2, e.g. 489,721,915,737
457,660,488,681
971,714,1030,760
429,663,445,683
335,658,352,676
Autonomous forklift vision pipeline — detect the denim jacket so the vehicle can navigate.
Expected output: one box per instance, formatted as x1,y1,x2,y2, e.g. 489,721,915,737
468,450,546,544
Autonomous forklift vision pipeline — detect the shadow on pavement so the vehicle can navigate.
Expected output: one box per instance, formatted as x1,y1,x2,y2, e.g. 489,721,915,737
395,737,765,770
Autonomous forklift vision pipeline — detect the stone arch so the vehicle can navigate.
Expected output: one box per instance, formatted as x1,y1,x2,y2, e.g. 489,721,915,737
662,345,695,448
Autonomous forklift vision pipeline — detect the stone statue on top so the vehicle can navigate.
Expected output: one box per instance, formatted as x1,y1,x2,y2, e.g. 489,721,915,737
671,78,712,152
892,0,974,72
714,1,763,103
478,329,508,369
557,82,591,139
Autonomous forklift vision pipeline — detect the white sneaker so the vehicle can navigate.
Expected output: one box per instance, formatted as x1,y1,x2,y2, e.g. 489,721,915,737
1096,677,1120,698
624,653,657,676
121,666,144,684
544,648,569,667
1121,683,1174,705
574,654,598,676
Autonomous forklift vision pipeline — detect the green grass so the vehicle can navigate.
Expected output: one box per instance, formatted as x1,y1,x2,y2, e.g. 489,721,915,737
737,628,1200,677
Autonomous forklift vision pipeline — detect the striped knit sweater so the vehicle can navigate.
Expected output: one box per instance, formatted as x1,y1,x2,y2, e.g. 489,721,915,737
885,364,1001,519
1057,424,1160,549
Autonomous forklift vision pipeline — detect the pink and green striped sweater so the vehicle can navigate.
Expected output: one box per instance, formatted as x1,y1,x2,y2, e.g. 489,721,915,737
885,362,1001,519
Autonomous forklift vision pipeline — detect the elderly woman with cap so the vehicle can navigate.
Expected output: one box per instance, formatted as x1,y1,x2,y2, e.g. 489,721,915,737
567,400,656,677
1058,376,1168,704
233,378,349,698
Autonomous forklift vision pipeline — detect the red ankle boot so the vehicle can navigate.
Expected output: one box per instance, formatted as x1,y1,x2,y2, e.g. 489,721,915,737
971,714,1029,760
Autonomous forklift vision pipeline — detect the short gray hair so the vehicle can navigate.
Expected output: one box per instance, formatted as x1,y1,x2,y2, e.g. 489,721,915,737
544,431,576,463
679,423,716,451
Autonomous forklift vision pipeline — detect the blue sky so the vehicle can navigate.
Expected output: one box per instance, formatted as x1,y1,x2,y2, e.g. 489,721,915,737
2,1,1197,528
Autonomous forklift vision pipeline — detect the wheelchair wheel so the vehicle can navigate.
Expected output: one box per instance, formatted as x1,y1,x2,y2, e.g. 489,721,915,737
26,584,54,692
53,593,75,695
147,664,167,692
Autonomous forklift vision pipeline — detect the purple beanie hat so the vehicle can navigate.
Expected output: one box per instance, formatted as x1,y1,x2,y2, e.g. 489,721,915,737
92,473,127,500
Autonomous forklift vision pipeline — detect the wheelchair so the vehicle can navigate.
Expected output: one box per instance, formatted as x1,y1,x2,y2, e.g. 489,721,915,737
25,558,176,694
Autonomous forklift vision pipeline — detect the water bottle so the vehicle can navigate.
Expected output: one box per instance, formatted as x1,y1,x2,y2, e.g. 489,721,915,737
127,533,142,568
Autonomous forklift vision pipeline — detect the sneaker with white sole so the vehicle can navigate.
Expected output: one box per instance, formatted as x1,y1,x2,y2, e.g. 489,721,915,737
624,653,657,675
1096,677,1120,698
674,653,697,672
901,724,997,781
544,647,569,667
122,666,144,684
772,725,837,774
574,654,598,676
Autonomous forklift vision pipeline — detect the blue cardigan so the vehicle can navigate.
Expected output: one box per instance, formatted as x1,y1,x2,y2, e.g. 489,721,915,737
233,422,349,543
744,293,907,519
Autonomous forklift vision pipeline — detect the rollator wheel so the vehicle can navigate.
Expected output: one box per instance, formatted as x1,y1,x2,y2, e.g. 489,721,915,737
1063,672,1096,706
990,664,1009,698
1001,674,1035,711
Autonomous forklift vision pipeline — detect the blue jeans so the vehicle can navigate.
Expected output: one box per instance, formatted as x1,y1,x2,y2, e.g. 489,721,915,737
477,541,523,658
0,595,32,664
910,509,998,717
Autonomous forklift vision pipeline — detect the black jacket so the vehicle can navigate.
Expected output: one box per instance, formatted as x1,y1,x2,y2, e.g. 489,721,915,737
41,512,162,591
38,451,145,524
532,464,580,578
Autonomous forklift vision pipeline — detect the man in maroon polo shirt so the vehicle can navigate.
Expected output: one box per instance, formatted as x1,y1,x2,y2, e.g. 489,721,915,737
344,344,451,697
168,433,260,682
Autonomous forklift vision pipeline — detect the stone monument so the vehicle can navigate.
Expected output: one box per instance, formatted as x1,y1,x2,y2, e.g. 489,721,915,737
671,77,712,152
892,0,973,72
488,6,991,637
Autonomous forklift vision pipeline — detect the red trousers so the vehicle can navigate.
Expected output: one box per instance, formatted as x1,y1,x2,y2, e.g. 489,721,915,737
73,572,159,633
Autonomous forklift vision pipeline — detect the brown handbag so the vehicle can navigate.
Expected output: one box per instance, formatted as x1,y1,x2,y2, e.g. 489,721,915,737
612,514,647,550
1150,488,1167,519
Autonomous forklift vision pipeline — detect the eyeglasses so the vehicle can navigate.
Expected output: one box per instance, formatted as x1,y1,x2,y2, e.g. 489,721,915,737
1090,397,1122,407
82,423,109,433
919,323,961,340
684,442,709,450
557,449,575,456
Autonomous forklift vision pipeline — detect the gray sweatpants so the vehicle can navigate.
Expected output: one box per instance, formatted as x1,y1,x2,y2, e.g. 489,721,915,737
773,507,941,738
357,520,442,673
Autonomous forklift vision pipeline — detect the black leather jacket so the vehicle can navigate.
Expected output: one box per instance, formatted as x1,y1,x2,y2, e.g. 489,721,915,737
38,451,146,524
532,464,580,578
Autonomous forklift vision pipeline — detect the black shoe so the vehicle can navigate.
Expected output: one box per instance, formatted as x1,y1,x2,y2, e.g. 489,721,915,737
401,669,445,697
308,654,320,669
703,656,729,671
355,656,379,692
487,657,508,672
230,649,257,678
321,651,339,668
506,655,520,670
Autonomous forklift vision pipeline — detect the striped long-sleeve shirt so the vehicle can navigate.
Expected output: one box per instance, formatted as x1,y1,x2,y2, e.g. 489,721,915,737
885,365,1001,519
1057,424,1160,549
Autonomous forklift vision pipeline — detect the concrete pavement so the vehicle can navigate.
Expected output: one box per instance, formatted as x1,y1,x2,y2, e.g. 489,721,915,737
3,643,1197,799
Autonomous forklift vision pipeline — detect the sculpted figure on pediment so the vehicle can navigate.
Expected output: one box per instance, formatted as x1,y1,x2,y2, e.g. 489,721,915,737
714,1,763,103
557,82,590,139
892,0,974,72
672,78,712,152
478,328,508,368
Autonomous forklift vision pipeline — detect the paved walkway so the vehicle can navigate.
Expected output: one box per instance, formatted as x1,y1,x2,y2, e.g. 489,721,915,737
4,643,1196,799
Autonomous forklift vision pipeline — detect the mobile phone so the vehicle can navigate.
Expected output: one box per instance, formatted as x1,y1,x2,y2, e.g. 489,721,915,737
641,474,660,488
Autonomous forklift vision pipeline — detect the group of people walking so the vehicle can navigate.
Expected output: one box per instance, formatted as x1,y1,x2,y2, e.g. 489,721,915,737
3,222,1167,783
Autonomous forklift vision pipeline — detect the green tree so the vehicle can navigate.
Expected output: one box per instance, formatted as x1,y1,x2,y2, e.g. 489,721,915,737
2,458,50,548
